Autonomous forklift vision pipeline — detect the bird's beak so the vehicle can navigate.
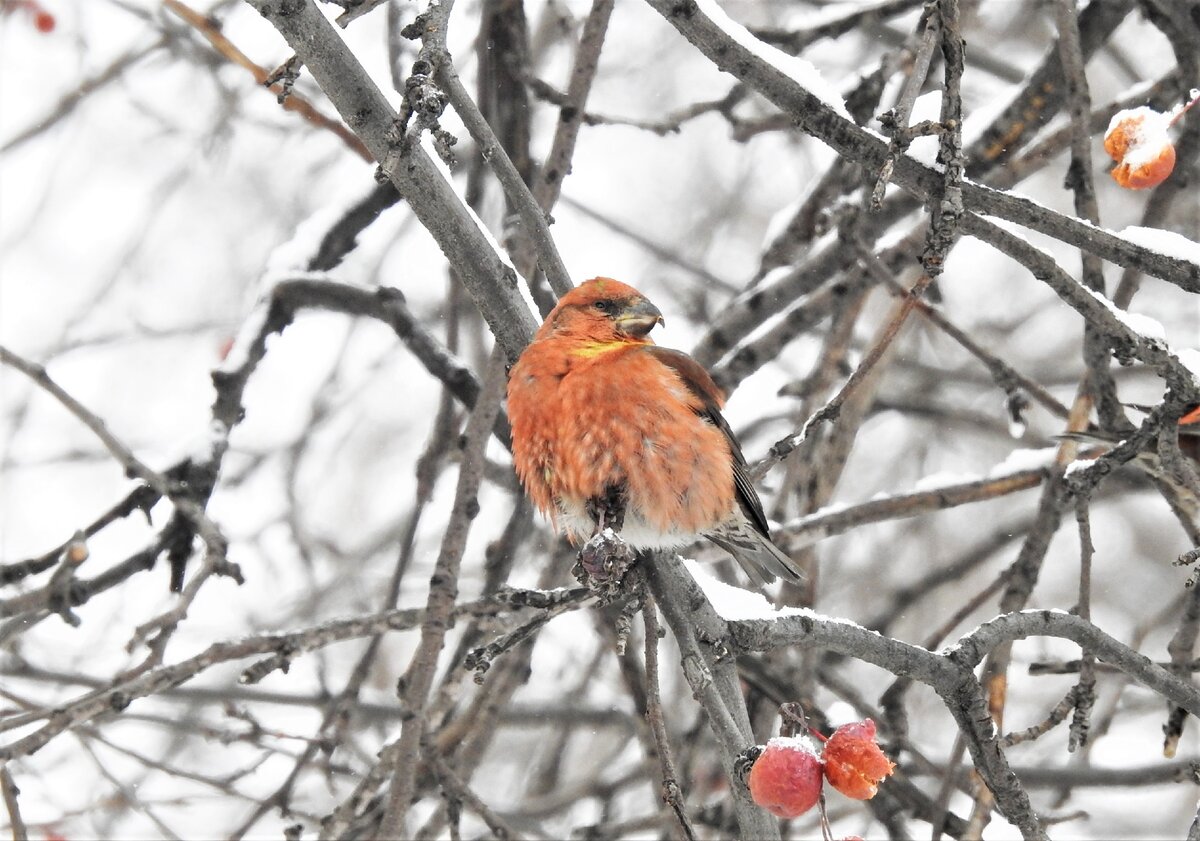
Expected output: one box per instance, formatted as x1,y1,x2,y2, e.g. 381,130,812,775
615,298,664,338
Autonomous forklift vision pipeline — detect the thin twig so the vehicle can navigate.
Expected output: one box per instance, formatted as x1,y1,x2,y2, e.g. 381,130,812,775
1000,690,1077,748
377,349,510,836
532,0,616,213
860,247,1070,421
0,595,529,756
643,596,698,841
245,0,539,361
432,754,525,840
0,344,229,583
0,766,29,841
778,467,1047,551
163,0,372,161
753,271,933,479
870,2,940,207
1069,498,1096,752
0,38,167,154
414,0,573,298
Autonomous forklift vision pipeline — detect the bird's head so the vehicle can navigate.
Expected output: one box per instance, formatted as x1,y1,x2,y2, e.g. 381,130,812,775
539,277,665,342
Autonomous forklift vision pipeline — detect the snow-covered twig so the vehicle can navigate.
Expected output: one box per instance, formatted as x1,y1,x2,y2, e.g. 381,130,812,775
245,0,538,360
778,463,1049,551
642,550,782,841
647,0,1200,293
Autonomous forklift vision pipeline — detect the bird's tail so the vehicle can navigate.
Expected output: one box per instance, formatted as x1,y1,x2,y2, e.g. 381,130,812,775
707,525,804,586
1056,431,1200,526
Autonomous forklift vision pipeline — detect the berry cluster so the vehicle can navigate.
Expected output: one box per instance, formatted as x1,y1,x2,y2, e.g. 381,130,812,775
746,718,895,821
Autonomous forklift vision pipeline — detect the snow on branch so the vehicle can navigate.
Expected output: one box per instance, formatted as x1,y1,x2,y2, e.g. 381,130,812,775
244,0,538,361
778,457,1051,551
646,0,1200,294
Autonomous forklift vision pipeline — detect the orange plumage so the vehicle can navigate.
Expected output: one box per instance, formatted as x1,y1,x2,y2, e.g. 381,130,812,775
507,277,802,584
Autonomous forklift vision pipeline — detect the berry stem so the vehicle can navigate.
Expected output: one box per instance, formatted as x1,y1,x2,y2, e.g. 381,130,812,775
1168,89,1200,128
779,701,810,737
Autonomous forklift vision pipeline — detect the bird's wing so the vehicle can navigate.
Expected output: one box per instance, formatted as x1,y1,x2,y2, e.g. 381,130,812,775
1181,404,1200,431
641,346,773,539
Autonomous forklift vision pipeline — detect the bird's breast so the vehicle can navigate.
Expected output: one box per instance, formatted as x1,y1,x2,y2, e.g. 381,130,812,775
512,347,735,538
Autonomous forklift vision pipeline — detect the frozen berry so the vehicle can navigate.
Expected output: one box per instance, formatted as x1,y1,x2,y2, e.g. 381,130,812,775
746,735,824,818
822,719,895,800
1104,107,1175,190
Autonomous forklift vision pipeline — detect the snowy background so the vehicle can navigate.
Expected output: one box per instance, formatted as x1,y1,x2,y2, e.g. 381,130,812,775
2,0,1200,837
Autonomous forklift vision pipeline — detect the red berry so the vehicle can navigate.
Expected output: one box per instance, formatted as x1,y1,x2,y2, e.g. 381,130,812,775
747,736,824,818
822,719,895,800
34,10,55,31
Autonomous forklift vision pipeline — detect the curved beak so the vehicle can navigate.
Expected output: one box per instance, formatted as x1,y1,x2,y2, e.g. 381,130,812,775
615,298,664,338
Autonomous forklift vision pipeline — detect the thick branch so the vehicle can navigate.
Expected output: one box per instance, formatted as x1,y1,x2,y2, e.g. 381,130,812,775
243,0,538,361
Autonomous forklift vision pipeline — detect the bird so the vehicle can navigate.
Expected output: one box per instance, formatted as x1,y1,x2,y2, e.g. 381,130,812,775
1063,405,1200,462
506,277,803,585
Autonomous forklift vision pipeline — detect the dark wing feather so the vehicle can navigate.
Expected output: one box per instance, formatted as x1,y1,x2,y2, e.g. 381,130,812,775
642,347,773,539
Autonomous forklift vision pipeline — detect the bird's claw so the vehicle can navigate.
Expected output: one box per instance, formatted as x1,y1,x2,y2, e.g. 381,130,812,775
574,529,645,654
575,528,637,601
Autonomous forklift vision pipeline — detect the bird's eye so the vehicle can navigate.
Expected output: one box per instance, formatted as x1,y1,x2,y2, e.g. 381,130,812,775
593,300,617,314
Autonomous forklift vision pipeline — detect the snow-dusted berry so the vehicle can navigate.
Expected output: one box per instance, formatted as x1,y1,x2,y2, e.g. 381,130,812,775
746,735,824,818
1104,107,1176,190
1101,91,1200,191
822,719,896,800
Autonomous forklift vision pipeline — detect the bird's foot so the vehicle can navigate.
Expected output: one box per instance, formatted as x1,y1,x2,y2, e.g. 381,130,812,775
575,528,637,597
1178,545,1200,588
574,529,645,655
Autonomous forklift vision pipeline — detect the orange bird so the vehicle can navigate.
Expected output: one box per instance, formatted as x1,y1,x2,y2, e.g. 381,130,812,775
507,277,802,584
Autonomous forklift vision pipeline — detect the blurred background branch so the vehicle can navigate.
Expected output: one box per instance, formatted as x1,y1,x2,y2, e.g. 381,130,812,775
2,0,1199,837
